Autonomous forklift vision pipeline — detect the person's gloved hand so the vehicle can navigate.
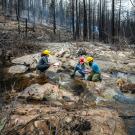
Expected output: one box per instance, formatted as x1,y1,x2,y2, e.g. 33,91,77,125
84,69,91,73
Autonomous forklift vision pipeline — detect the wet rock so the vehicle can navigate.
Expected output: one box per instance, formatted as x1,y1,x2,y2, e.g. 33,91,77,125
113,94,135,104
102,87,118,100
116,78,135,94
122,84,135,93
102,72,111,80
8,65,28,74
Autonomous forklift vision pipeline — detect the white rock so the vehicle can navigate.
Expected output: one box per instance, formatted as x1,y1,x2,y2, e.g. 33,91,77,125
12,53,40,69
128,63,135,68
8,65,28,74
64,53,71,58
24,71,39,78
118,52,126,58
68,59,77,68
12,53,59,69
48,55,59,64
19,83,61,101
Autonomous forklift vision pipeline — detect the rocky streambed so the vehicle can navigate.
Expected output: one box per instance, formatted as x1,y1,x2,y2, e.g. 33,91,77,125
0,42,135,135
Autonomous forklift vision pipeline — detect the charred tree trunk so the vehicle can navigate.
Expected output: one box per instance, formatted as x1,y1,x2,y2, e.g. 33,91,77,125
2,0,6,14
99,0,102,41
52,0,56,34
76,0,80,40
101,0,105,42
83,0,87,41
9,0,13,15
111,0,115,43
72,0,75,39
88,0,91,40
92,0,96,41
118,0,121,39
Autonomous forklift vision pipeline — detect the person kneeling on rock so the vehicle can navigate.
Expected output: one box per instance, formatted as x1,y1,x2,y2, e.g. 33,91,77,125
36,50,51,72
86,57,102,82
71,57,85,79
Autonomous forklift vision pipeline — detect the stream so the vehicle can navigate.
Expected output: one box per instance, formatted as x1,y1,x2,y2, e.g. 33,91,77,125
111,72,135,135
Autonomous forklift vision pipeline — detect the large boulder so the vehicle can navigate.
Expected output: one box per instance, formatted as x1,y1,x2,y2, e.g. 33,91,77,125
45,63,62,81
19,83,61,101
19,83,76,102
8,65,28,74
12,53,40,69
12,53,59,69
128,63,135,68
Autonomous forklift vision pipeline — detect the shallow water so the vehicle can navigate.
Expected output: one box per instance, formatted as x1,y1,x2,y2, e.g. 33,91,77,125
111,71,135,83
125,117,135,135
111,71,135,135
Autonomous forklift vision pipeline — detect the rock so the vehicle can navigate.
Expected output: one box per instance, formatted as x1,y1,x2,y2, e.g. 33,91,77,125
96,60,116,72
8,65,28,74
96,51,113,61
55,48,67,57
19,83,76,102
102,88,118,99
68,59,77,68
48,55,59,64
113,94,135,104
12,53,59,69
118,52,127,59
116,78,135,94
9,108,127,135
128,63,135,68
46,66,60,81
19,83,61,101
64,117,72,123
102,72,111,80
64,53,70,58
78,108,127,135
95,96,108,105
122,84,135,93
12,53,40,69
24,71,39,78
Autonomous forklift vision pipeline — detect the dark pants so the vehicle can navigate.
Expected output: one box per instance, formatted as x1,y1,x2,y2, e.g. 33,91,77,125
36,65,49,72
74,65,85,77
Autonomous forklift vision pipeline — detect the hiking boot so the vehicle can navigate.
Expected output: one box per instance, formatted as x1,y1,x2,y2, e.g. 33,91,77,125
99,78,102,82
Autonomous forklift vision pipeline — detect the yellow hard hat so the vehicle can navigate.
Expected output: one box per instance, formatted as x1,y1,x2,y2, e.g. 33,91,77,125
86,57,94,63
42,50,50,55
